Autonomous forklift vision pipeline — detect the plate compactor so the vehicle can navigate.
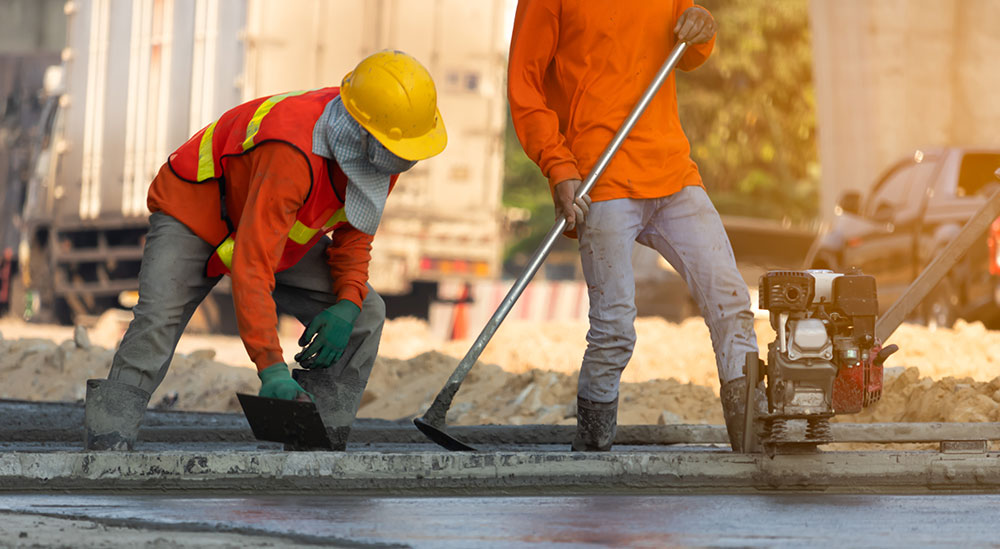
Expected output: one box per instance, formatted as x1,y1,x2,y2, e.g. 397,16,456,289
746,269,895,453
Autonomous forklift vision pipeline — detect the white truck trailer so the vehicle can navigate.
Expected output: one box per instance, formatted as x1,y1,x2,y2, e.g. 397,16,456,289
16,0,506,324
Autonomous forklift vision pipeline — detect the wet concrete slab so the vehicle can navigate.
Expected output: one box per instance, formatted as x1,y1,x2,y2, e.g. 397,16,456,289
5,399,1000,495
2,493,998,548
8,399,1000,446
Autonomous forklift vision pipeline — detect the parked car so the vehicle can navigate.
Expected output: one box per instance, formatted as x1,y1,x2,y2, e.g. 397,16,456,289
806,148,1000,328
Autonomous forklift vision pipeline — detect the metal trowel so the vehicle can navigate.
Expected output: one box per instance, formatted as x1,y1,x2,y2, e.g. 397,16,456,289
237,393,333,450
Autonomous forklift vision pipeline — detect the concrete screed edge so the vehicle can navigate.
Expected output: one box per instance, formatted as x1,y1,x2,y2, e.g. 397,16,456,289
2,450,1000,493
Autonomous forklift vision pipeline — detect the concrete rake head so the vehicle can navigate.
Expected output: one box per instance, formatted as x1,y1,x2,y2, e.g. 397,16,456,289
413,416,477,451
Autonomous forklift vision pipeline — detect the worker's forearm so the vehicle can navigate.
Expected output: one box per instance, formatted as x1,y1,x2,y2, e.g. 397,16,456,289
230,226,287,371
230,144,311,370
326,228,374,309
232,275,284,371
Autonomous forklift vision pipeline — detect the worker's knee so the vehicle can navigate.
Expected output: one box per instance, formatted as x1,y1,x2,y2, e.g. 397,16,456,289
127,301,183,334
703,281,753,324
585,319,637,357
356,289,386,332
365,290,385,318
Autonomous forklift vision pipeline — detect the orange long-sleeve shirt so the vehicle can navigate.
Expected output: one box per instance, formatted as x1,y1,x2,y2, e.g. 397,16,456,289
147,142,373,371
508,0,715,203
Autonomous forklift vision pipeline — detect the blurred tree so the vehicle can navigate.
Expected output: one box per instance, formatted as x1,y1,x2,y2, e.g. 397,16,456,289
501,0,818,262
680,0,818,223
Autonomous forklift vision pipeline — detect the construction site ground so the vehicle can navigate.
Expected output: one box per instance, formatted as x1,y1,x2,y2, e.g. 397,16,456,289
4,314,1000,546
3,397,1000,547
3,492,1000,548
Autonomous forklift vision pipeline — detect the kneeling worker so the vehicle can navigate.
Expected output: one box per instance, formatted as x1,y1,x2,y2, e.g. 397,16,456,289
83,50,447,451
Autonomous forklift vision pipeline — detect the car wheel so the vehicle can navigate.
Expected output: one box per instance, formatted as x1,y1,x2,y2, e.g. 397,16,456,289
923,279,959,330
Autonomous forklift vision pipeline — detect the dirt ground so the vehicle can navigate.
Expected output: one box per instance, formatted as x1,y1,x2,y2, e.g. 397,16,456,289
2,312,1000,425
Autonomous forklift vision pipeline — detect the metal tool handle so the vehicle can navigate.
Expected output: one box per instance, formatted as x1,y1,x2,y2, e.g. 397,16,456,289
419,42,691,426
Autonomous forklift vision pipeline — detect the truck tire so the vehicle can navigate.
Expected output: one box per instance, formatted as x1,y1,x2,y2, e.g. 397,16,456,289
4,263,26,319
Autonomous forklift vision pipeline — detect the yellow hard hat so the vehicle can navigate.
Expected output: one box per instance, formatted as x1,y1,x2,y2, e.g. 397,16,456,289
340,50,447,161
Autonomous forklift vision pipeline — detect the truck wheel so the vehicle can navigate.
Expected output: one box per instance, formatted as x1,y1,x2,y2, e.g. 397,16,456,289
4,265,26,319
923,279,959,330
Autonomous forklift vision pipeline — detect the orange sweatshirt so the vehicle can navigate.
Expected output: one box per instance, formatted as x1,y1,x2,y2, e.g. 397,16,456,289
508,0,715,203
147,142,373,371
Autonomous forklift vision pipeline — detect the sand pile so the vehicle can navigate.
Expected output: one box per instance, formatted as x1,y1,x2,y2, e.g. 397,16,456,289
2,312,1000,425
0,329,721,424
359,351,721,425
0,329,257,412
430,317,1000,387
843,367,1000,424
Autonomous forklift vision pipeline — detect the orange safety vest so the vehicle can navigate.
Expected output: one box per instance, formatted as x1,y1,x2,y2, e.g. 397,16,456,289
167,87,397,277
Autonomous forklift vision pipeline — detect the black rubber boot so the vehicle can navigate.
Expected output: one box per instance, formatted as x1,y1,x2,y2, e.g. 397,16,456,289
83,379,150,451
571,396,618,452
721,376,764,453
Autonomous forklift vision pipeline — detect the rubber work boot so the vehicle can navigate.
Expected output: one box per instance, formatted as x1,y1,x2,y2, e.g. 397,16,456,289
84,379,151,451
571,396,618,451
721,376,765,453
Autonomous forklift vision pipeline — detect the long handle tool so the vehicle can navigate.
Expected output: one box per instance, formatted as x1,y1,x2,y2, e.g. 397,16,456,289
413,42,692,451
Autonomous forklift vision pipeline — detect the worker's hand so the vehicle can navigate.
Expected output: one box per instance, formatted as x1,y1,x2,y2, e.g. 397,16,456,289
295,300,361,369
674,6,716,44
258,363,313,402
554,178,591,231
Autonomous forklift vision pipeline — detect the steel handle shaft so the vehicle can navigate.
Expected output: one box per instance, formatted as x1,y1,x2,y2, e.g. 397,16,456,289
420,42,691,426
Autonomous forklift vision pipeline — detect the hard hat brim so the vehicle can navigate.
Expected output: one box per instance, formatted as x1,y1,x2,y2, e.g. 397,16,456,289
363,107,448,162
340,70,447,162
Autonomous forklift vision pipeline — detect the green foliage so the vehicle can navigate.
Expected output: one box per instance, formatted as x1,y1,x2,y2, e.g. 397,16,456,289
501,0,818,260
680,0,818,222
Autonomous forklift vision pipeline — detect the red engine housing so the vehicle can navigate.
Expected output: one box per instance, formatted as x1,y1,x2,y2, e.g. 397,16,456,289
832,344,883,414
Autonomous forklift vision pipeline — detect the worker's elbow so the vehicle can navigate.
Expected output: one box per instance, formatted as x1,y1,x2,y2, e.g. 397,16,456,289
229,255,263,293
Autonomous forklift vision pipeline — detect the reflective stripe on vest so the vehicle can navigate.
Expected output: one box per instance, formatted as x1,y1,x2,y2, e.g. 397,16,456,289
241,90,309,151
213,208,347,269
195,90,310,181
197,121,218,181
288,208,348,244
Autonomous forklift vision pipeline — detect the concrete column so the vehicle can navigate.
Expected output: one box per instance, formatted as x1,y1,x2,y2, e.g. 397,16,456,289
809,0,1000,221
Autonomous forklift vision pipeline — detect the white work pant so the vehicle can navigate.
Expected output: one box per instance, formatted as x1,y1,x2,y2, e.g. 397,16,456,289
576,185,758,403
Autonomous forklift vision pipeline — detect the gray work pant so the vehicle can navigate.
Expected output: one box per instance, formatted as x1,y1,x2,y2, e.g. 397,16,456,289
576,186,758,403
107,212,385,423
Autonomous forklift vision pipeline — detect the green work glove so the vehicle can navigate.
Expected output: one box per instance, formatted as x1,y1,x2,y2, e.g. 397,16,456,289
258,363,312,401
295,300,361,369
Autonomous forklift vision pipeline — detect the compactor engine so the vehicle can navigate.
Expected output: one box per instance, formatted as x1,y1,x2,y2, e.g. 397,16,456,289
754,269,884,450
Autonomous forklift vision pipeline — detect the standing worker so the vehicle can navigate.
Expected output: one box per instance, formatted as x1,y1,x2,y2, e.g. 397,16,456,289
508,1,759,451
84,50,447,451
